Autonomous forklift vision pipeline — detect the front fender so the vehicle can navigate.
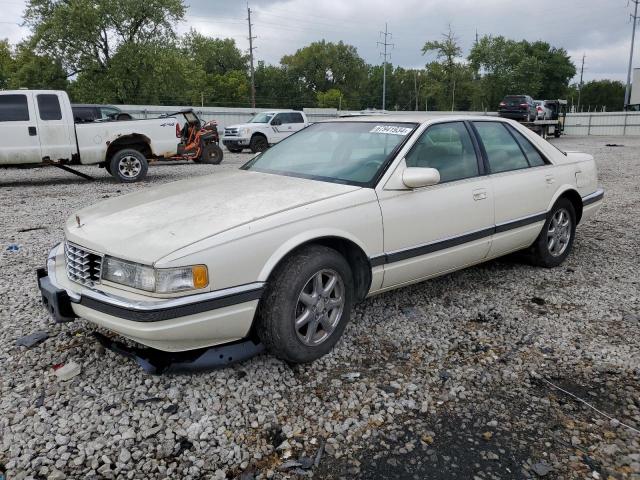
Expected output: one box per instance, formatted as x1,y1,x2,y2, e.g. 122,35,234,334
257,228,372,282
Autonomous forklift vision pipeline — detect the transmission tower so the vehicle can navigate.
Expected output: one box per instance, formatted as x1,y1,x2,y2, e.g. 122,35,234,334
247,4,257,109
625,0,640,109
377,23,394,111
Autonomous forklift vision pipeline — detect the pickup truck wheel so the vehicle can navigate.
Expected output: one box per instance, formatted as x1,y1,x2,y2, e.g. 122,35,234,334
109,149,148,183
257,245,354,363
195,144,223,164
530,198,576,268
250,135,268,153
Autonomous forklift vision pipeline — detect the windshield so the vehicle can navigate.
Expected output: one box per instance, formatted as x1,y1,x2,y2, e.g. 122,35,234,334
242,121,417,186
249,112,274,123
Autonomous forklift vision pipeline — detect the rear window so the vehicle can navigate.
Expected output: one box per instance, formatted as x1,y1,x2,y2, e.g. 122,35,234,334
0,95,30,122
37,94,62,121
504,96,526,102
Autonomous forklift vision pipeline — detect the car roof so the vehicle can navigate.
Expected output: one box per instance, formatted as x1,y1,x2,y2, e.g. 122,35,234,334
323,113,505,125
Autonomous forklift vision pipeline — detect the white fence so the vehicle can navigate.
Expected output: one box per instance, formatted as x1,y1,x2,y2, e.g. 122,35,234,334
119,104,640,136
563,112,640,136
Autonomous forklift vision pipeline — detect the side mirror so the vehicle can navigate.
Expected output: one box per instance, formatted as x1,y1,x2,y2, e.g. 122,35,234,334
271,118,282,126
402,167,440,189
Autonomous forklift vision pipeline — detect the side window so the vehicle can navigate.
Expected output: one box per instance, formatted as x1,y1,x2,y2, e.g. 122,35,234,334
509,128,547,167
473,122,529,173
37,94,62,121
271,113,283,125
405,122,479,183
100,107,116,119
288,112,304,123
72,107,96,123
0,94,30,122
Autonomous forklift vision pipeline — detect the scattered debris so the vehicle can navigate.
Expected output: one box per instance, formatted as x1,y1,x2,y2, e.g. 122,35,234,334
135,397,162,404
314,442,324,467
531,296,546,306
17,226,47,233
53,361,81,381
277,460,302,471
163,404,179,414
341,372,361,382
16,331,49,348
531,461,553,476
605,143,624,147
6,244,21,252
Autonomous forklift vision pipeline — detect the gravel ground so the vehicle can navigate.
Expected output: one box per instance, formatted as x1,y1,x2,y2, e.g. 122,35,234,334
1,136,639,480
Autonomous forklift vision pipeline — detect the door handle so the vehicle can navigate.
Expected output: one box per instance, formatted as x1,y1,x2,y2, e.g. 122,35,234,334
28,126,37,136
472,188,487,201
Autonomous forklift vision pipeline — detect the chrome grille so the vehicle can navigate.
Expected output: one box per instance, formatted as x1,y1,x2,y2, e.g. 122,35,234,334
224,127,238,136
64,242,103,287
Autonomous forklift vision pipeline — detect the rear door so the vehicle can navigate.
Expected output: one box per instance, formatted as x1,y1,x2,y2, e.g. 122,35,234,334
0,93,42,165
471,120,555,257
35,92,75,162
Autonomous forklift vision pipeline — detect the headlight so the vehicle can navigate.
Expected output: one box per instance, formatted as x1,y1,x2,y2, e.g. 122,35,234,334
102,257,208,293
240,128,250,136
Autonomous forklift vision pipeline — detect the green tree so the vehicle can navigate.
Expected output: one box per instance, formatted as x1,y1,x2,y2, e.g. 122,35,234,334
422,28,475,110
9,42,68,90
182,31,247,76
254,62,312,108
469,35,575,109
316,88,342,108
281,40,367,109
569,80,625,112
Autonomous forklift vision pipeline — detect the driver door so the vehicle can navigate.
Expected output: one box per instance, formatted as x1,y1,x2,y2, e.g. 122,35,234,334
269,113,289,143
377,121,494,288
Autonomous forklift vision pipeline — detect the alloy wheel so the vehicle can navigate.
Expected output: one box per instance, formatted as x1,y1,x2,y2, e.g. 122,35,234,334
547,208,572,257
118,155,142,178
294,269,345,346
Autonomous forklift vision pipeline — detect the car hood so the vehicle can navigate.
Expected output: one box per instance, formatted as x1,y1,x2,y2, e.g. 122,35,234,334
65,170,360,264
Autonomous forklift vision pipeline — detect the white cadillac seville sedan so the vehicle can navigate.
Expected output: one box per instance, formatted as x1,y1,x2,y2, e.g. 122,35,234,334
38,115,604,363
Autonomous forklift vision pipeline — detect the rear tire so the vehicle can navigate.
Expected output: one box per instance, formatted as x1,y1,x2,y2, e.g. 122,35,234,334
250,135,268,153
530,198,576,268
195,143,223,164
256,245,354,363
109,149,148,183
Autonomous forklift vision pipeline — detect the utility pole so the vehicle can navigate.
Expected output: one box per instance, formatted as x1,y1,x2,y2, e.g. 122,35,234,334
377,23,393,111
625,0,640,109
577,53,585,112
414,71,418,111
247,4,257,109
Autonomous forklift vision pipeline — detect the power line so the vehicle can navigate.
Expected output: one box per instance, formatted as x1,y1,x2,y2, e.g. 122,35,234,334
247,3,256,109
625,0,639,109
377,23,393,111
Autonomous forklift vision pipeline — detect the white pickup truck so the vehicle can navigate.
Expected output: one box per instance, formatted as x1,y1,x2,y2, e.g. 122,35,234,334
222,110,309,153
0,90,179,182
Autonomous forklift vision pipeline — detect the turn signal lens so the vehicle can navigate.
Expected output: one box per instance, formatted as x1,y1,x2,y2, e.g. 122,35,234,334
192,265,208,289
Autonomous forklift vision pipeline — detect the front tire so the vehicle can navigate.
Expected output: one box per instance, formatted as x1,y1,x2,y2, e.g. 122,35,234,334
249,135,268,153
530,198,576,267
109,149,148,183
256,245,354,363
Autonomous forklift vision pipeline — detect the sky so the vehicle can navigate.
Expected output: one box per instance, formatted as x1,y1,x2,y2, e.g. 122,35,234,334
0,0,635,83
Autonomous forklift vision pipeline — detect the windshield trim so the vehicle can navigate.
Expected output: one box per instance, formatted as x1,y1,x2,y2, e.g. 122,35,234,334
240,121,420,188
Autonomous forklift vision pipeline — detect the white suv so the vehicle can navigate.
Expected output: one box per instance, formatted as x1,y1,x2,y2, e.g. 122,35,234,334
223,110,309,153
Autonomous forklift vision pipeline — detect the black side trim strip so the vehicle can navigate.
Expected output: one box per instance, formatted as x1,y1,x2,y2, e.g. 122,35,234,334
582,191,604,206
494,212,547,233
80,287,264,322
386,227,495,264
373,213,548,266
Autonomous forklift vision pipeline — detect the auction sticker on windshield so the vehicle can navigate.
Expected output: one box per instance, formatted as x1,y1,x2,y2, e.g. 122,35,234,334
370,125,413,135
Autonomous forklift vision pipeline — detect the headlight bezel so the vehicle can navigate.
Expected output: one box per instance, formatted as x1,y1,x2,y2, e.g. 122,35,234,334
101,256,209,294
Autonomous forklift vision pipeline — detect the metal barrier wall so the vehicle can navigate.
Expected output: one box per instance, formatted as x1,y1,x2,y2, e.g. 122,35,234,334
119,105,640,136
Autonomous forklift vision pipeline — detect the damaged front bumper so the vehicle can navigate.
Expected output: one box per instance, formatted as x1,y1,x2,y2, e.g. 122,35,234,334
37,243,266,370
